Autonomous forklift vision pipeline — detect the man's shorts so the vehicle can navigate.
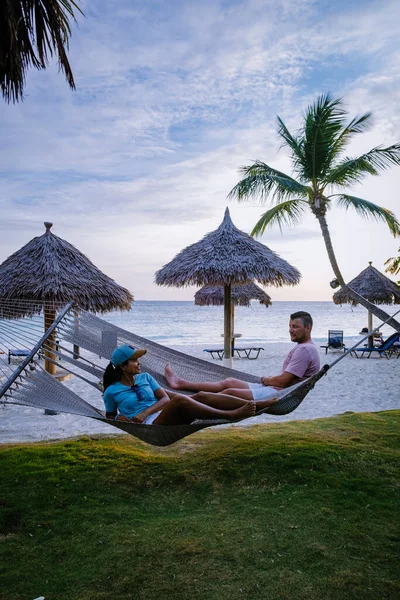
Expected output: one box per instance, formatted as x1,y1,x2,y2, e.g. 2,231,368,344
248,383,280,401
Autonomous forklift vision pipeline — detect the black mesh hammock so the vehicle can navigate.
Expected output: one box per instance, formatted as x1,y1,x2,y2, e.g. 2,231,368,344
1,295,399,446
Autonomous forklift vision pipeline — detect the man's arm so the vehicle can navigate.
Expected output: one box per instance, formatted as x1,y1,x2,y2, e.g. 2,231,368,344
260,371,299,389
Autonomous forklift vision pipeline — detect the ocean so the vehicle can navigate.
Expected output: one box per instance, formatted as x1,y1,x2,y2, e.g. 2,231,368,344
102,301,398,346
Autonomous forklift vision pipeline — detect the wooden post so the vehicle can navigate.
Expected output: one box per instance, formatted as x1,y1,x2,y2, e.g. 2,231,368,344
231,303,235,355
368,310,374,348
44,305,58,414
44,307,57,375
73,310,80,359
224,284,232,365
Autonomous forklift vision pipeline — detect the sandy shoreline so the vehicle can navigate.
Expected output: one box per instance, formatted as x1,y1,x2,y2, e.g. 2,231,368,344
0,341,399,444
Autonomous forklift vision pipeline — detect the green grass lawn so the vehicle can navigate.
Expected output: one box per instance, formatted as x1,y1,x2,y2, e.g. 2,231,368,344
1,411,399,600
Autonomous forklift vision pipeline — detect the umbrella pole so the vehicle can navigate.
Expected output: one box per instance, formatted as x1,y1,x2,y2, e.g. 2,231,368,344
368,310,374,348
44,306,57,375
73,310,80,359
231,303,235,355
223,284,233,366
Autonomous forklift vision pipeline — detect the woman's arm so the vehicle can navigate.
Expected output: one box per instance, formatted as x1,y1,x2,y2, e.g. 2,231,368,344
105,410,118,419
131,387,170,423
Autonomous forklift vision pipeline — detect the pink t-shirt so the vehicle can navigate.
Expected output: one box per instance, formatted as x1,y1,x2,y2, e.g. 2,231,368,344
280,341,320,380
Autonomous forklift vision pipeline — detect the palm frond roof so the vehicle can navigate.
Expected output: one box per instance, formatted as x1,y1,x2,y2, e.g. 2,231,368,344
155,208,301,287
0,223,133,313
333,262,400,306
195,283,272,307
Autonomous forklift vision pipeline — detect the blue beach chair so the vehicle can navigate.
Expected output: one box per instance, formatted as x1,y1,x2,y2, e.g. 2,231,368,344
351,332,400,359
320,330,346,354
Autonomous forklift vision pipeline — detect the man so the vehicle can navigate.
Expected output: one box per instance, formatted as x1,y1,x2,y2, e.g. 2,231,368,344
164,311,320,401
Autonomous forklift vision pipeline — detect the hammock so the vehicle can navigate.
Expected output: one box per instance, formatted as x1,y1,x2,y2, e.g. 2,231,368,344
0,298,397,446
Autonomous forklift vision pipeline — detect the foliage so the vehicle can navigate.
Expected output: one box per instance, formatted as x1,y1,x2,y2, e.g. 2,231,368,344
229,93,400,286
385,248,400,284
1,411,399,600
1,0,83,103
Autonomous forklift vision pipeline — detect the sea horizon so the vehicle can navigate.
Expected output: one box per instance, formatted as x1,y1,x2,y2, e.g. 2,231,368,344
102,300,398,346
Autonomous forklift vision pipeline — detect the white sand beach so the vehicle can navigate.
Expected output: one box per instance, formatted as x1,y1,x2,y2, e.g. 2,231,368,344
1,341,398,445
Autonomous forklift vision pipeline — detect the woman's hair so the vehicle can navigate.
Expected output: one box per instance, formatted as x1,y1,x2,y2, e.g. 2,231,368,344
103,362,125,390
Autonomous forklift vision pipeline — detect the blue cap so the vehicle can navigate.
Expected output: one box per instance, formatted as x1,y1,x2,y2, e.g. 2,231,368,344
110,344,146,366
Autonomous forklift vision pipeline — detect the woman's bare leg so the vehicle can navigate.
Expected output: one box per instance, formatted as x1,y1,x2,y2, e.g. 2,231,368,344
164,363,250,392
154,393,256,425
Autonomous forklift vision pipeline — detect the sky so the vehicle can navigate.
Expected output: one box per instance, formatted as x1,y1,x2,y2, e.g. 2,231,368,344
1,0,399,302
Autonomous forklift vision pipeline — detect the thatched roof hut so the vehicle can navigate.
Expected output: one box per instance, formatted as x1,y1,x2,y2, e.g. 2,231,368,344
156,208,300,361
333,262,400,306
195,283,272,307
0,222,133,375
156,208,300,288
0,222,133,313
333,262,400,344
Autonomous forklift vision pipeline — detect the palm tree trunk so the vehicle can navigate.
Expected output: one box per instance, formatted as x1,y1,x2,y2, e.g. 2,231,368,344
315,213,400,332
315,213,345,285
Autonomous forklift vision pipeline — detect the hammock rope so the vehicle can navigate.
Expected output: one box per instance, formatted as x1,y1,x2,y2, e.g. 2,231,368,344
0,298,398,446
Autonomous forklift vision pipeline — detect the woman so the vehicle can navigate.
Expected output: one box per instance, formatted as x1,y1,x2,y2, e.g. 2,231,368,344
103,345,278,426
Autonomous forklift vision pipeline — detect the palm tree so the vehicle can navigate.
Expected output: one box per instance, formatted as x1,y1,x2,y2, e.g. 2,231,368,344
385,248,400,285
229,93,400,327
1,0,83,103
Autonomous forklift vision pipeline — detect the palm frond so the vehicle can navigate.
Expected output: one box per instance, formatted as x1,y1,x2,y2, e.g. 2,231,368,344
325,144,400,188
276,117,306,175
384,250,400,276
333,194,400,236
302,93,347,180
228,161,309,204
325,112,372,165
1,0,83,103
251,200,309,237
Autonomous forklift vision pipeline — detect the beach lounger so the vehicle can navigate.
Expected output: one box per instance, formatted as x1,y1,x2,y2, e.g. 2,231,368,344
320,330,346,354
351,332,400,358
8,349,30,363
203,347,264,360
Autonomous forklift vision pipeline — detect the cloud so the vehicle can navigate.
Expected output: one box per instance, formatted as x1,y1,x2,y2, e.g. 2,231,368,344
1,0,399,299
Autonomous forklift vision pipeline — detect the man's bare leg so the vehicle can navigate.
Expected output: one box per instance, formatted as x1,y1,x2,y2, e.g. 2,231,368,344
193,390,279,411
164,362,250,392
154,393,256,425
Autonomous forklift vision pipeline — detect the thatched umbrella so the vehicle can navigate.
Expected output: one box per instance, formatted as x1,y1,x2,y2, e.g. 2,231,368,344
155,208,300,363
333,262,400,346
195,283,272,353
195,283,272,308
0,222,133,375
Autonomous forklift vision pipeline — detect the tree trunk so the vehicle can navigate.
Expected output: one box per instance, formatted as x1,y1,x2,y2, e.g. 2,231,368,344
315,213,345,285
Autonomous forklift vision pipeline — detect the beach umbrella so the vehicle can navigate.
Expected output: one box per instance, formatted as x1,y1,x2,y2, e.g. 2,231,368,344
155,207,300,364
0,222,133,375
195,283,272,354
333,262,400,346
194,283,272,308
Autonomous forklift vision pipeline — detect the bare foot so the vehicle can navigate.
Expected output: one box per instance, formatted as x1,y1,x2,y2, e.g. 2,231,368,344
228,402,256,421
255,397,279,412
164,362,185,390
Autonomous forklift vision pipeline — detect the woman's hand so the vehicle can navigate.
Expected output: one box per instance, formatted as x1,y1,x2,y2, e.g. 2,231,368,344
131,410,148,423
115,414,131,422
